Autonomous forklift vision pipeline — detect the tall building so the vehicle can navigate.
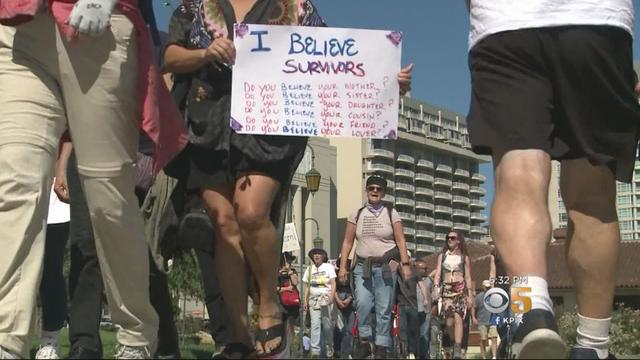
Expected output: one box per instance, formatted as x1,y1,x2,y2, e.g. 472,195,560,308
331,96,490,258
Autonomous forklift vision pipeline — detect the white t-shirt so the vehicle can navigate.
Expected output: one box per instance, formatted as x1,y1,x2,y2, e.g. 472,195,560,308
302,262,337,297
47,184,70,225
469,0,634,49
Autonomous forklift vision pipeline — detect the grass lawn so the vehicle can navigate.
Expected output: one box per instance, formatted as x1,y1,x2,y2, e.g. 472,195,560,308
31,328,213,359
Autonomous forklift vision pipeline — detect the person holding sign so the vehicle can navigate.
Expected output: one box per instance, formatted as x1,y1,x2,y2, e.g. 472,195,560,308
163,1,326,358
164,1,414,358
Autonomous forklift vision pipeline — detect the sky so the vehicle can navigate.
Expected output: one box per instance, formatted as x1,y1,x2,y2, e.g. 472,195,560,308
153,0,640,221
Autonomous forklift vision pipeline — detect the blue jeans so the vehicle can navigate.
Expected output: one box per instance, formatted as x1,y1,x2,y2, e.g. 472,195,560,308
353,263,398,348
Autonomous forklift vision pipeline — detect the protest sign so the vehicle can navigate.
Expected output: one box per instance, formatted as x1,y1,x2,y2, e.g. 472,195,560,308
282,222,301,253
230,24,402,139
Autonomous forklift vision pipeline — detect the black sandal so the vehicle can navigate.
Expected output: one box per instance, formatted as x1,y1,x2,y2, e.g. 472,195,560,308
212,343,257,359
255,316,288,359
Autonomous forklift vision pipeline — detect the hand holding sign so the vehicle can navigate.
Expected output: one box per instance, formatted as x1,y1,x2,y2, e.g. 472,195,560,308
205,33,236,66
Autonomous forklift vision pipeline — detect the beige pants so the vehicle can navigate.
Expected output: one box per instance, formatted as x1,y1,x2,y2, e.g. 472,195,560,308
0,11,158,356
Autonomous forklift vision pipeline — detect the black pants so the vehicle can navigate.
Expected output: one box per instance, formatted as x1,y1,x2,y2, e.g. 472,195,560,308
194,248,231,346
40,222,69,331
66,152,180,357
399,304,420,356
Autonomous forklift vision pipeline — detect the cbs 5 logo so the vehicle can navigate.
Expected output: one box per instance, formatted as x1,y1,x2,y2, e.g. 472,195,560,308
483,287,532,314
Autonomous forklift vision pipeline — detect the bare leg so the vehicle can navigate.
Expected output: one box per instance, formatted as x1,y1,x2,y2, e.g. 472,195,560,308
202,186,251,347
233,174,282,355
453,313,463,344
560,159,619,318
491,149,551,278
480,339,487,359
491,337,497,358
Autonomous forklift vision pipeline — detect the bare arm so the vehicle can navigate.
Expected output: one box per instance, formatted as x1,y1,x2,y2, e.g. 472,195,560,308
290,272,299,288
53,140,73,203
163,44,210,74
465,256,473,298
489,255,496,285
393,221,411,266
434,254,442,291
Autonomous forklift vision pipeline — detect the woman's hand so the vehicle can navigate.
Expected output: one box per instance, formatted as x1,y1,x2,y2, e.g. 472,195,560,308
204,34,236,65
398,63,414,96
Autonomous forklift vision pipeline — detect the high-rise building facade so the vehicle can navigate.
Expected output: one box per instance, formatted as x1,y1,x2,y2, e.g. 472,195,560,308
332,97,490,258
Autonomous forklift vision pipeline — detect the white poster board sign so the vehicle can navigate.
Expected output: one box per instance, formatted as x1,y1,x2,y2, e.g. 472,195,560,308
231,24,402,139
282,222,300,253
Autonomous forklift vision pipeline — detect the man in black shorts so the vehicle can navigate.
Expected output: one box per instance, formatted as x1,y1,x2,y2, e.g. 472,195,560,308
466,1,639,359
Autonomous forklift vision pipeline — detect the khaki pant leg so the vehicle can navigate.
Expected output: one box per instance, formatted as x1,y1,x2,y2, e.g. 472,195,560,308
0,15,66,356
56,13,158,347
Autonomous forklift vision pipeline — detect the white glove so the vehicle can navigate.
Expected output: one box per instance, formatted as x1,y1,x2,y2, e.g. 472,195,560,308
68,0,118,37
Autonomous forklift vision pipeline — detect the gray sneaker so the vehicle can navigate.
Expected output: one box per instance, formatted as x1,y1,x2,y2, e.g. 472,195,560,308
0,346,19,360
115,345,151,359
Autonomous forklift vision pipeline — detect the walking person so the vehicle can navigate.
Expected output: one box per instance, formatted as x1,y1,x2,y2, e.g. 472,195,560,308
396,258,420,359
338,175,413,359
35,183,71,360
466,0,639,358
472,280,498,360
0,0,186,358
415,260,432,360
433,230,473,359
333,257,355,359
303,248,337,358
163,1,326,357
278,252,301,352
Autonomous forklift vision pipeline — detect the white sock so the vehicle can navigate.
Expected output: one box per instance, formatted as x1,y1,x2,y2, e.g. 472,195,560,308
576,313,611,359
521,276,553,314
41,330,59,347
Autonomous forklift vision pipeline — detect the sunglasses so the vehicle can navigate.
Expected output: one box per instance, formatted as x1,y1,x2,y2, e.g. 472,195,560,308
446,236,459,240
367,186,384,192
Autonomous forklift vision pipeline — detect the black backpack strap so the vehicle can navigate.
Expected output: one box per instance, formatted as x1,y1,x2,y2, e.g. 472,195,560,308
354,206,366,226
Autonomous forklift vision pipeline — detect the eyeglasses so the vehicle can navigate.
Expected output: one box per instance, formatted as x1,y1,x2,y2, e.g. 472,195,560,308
446,236,459,240
367,186,384,192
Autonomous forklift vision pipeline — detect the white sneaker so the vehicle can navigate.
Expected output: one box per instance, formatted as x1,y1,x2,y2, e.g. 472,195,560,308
0,346,19,360
115,345,151,359
407,353,416,359
35,345,60,359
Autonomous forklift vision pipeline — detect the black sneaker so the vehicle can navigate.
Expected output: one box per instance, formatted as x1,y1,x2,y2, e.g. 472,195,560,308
570,346,616,359
374,346,387,359
67,346,102,359
511,309,566,359
354,339,373,359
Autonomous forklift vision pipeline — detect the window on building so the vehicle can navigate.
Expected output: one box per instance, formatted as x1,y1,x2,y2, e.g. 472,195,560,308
617,182,631,193
619,208,633,219
618,195,632,206
619,221,633,231
559,213,568,224
622,233,634,240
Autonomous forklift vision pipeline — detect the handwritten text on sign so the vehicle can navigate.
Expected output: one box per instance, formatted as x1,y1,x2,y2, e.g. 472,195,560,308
230,24,402,139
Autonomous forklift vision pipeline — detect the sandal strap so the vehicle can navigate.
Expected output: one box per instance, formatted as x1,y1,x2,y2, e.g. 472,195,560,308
255,323,284,343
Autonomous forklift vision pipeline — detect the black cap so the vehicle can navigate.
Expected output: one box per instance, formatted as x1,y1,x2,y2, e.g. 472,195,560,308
366,175,387,190
308,248,328,262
